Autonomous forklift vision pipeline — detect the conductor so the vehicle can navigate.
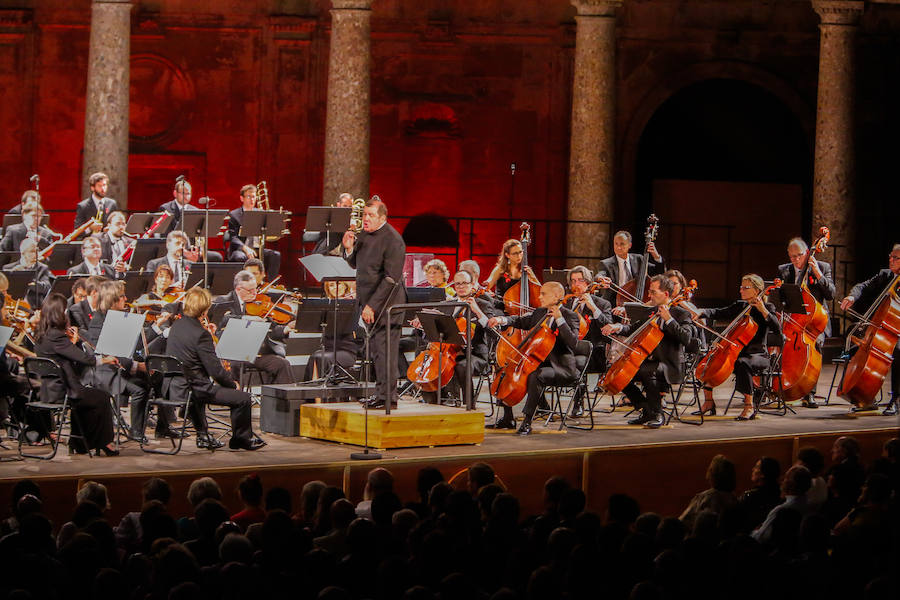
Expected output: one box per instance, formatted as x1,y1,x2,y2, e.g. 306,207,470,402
344,197,407,409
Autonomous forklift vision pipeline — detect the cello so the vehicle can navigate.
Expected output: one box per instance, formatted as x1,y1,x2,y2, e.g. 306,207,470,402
694,279,783,388
490,305,560,407
407,312,475,392
779,227,830,401
838,272,900,408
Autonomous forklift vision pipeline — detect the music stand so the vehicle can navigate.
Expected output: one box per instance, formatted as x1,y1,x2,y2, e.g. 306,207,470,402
95,310,145,358
125,212,172,236
49,275,86,300
0,251,19,268
304,206,351,252
122,271,155,300
185,262,244,295
4,271,39,299
3,214,49,228
129,239,167,269
216,317,270,373
45,243,83,272
623,302,654,323
0,325,12,354
771,284,808,316
241,210,289,243
403,287,447,320
543,268,570,288
182,210,229,280
296,298,358,384
416,311,466,407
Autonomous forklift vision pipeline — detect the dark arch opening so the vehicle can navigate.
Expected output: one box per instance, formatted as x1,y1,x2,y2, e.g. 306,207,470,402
402,213,459,247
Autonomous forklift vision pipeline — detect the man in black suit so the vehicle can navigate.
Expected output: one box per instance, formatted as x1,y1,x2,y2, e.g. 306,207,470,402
0,204,54,252
146,231,194,287
98,211,130,271
416,269,502,406
224,184,281,278
5,190,40,216
840,244,900,415
158,179,223,261
67,275,106,330
73,172,118,237
486,281,581,435
1,238,52,307
564,265,613,416
66,236,116,278
595,230,665,308
344,197,407,409
166,287,263,450
601,275,694,428
212,270,294,385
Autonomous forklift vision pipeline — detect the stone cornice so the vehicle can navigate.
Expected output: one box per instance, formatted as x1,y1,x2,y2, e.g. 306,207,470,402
571,0,624,18
811,1,865,26
330,0,374,10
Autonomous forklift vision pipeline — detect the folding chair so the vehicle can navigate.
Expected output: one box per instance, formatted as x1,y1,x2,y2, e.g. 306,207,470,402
538,340,593,430
664,338,705,425
140,355,195,455
724,331,792,416
19,357,91,460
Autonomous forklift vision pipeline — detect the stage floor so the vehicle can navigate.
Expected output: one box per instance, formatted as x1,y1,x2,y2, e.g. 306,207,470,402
2,364,896,480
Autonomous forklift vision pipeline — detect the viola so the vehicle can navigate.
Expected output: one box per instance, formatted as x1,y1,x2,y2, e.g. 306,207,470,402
407,314,475,392
694,279,783,388
839,272,900,407
779,227,830,401
490,305,560,407
245,293,296,325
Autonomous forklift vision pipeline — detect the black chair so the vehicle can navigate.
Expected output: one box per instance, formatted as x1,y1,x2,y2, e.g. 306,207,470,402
724,331,791,416
664,337,705,425
538,340,593,430
19,357,90,460
140,355,194,455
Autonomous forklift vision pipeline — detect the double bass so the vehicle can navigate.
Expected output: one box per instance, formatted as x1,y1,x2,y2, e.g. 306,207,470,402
616,215,659,307
695,279,783,388
838,272,900,408
779,227,830,401
496,223,541,352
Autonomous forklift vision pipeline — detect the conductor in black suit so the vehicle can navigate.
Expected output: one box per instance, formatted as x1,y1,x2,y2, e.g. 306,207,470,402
487,281,581,435
344,197,407,409
224,184,281,278
601,275,694,428
595,230,665,308
66,236,116,278
73,172,118,237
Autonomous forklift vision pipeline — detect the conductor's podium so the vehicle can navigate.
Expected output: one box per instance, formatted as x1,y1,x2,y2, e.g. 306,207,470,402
299,399,485,449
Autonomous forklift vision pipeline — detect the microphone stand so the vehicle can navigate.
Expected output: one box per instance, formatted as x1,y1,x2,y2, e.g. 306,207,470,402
199,196,213,291
351,275,403,461
175,175,187,289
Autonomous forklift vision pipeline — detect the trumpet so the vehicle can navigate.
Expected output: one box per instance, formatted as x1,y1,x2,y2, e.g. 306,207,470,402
257,180,291,241
350,197,365,233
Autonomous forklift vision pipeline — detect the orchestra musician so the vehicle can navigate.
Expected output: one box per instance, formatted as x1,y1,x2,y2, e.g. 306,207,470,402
486,281,581,435
98,211,131,270
600,275,694,428
5,190,40,216
0,273,31,430
67,275,106,330
424,259,456,298
2,238,52,307
839,244,900,416
33,292,120,456
166,287,264,451
66,236,116,278
212,270,294,385
314,193,354,255
73,172,118,236
418,269,500,405
595,230,665,307
225,184,282,278
486,239,540,302
146,231,194,288
344,197,407,410
69,278,88,307
1,204,54,252
693,274,782,421
158,179,223,262
564,266,613,417
458,260,481,289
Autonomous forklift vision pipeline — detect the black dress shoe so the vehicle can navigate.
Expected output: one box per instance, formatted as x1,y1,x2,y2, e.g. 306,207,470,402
155,427,188,440
802,394,819,409
645,413,665,429
851,404,877,412
570,402,584,418
365,398,398,410
691,402,716,416
196,433,224,450
882,404,898,416
68,444,88,455
486,418,516,430
228,436,266,451
627,412,652,426
516,420,533,435
99,445,120,457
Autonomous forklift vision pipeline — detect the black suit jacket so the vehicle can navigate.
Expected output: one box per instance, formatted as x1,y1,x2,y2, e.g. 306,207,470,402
776,260,836,304
849,269,899,313
448,296,502,361
98,232,128,263
345,223,407,323
0,224,54,252
223,207,252,257
67,299,96,331
212,290,290,357
166,315,236,399
2,262,52,306
74,197,118,232
66,261,117,278
313,231,343,256
34,327,96,402
145,256,194,283
619,305,694,384
506,306,581,380
564,293,613,346
158,199,197,235
595,253,665,304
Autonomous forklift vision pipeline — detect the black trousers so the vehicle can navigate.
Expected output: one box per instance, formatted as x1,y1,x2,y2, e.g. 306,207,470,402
121,374,162,436
233,353,293,385
421,355,487,404
733,353,771,396
229,248,281,279
623,360,668,416
370,319,402,403
70,388,114,450
189,386,252,441
304,348,357,381
892,346,900,398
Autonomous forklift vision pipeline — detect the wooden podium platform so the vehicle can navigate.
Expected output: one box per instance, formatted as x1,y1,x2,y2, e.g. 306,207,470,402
299,400,485,449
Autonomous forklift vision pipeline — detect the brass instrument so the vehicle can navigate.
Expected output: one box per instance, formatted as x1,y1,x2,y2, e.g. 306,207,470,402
257,181,291,242
350,197,365,233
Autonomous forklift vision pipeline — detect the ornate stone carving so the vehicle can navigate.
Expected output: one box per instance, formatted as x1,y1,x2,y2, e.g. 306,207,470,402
570,0,624,18
811,1,864,26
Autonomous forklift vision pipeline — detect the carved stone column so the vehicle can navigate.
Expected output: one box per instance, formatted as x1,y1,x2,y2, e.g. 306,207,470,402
566,0,623,266
811,0,864,295
322,0,373,204
82,0,132,205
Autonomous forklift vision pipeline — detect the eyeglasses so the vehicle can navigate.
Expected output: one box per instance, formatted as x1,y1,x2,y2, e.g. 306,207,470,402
889,255,900,261
739,285,755,290
452,282,472,287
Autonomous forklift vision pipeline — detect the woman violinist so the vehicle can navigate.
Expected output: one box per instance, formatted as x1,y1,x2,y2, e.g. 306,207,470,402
486,239,540,308
694,274,782,421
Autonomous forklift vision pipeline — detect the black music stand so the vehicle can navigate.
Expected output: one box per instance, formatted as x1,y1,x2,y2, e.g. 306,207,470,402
48,275,86,301
241,211,289,245
771,284,808,316
4,270,44,306
543,268,570,287
0,251,19,268
45,243,83,272
416,311,466,407
182,210,229,279
3,214,49,228
623,302,654,323
304,206,351,253
129,239,167,269
125,212,173,236
122,271,155,300
185,262,244,295
297,298,358,385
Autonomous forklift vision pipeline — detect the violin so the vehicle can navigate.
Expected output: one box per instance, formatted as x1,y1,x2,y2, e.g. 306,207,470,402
1,293,36,358
779,227,830,401
245,293,296,325
694,279,783,388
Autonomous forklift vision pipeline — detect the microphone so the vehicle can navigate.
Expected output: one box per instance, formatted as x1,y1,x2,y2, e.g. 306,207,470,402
198,196,214,206
510,163,516,175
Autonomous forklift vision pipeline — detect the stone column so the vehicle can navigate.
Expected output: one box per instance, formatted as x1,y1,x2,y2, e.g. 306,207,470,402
322,0,373,204
82,0,132,206
811,0,864,296
566,0,623,266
